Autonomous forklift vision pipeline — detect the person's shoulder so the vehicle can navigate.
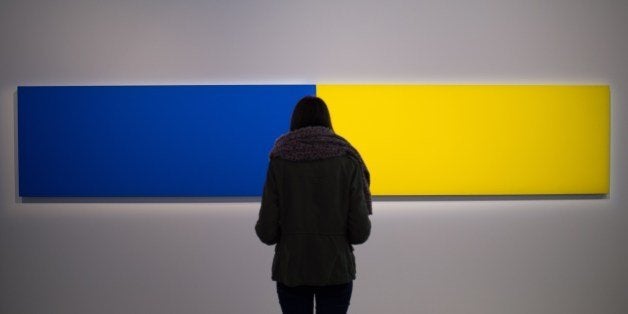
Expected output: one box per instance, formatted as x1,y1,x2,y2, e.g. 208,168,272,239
331,155,361,173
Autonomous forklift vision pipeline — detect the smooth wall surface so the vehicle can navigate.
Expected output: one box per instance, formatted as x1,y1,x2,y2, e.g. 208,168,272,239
1,0,627,313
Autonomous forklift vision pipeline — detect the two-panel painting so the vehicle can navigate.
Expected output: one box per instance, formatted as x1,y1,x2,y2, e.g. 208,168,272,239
17,84,609,197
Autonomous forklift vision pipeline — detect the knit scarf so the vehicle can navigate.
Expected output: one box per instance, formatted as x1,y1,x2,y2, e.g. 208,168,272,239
270,126,372,215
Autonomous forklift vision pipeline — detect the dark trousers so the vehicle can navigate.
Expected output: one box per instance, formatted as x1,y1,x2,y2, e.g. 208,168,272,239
276,281,353,314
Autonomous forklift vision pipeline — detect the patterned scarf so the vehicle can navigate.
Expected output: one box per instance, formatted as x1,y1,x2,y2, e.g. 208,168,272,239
270,126,372,215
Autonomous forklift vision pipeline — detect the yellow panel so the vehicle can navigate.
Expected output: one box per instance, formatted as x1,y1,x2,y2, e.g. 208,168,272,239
316,85,610,195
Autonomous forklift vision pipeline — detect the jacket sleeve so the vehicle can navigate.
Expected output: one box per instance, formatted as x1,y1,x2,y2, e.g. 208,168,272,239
255,160,281,245
347,161,371,244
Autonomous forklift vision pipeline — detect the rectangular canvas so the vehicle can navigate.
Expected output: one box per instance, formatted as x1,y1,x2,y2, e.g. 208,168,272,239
318,85,610,195
18,85,315,196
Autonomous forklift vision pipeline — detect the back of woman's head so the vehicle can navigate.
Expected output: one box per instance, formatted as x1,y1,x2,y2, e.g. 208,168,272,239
290,96,333,131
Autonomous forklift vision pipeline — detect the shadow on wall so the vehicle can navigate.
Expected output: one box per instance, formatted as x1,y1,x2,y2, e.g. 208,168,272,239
18,194,607,204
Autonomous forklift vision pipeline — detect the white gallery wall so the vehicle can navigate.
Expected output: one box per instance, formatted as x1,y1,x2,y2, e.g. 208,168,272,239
1,0,627,313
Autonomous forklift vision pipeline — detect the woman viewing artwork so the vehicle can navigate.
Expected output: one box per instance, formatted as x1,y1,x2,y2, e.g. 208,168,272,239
256,96,372,314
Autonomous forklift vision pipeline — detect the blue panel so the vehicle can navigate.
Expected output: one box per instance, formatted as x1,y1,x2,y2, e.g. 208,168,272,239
18,85,316,196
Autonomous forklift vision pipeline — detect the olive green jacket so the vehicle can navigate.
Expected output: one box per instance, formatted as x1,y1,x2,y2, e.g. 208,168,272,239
255,156,371,287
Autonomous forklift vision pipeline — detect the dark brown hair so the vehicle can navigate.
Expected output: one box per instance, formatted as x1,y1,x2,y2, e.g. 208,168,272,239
290,96,333,131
